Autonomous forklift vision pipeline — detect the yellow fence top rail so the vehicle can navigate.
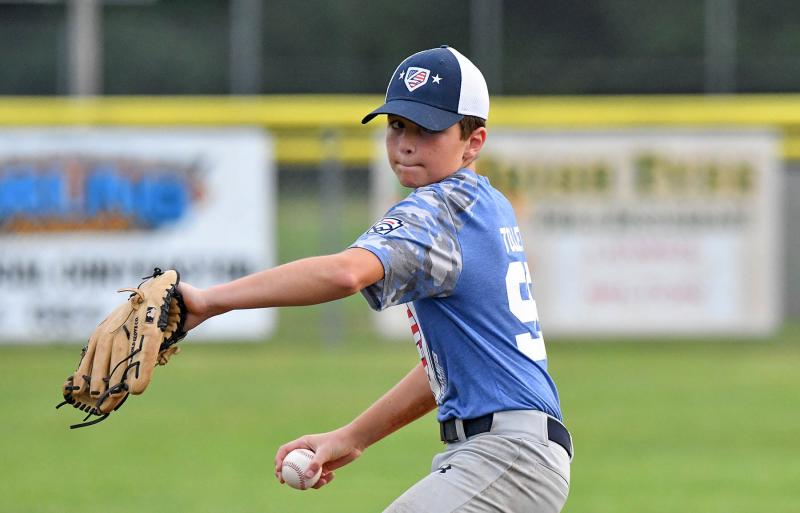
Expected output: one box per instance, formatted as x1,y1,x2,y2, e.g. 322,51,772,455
2,95,800,162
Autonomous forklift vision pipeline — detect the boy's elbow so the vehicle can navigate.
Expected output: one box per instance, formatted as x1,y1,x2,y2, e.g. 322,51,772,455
331,269,363,296
324,249,383,297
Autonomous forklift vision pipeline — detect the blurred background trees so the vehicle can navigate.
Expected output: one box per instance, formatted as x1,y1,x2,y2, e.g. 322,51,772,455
1,0,799,96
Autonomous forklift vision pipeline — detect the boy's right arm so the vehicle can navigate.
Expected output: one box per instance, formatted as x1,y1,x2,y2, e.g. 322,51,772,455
179,247,384,330
274,361,436,488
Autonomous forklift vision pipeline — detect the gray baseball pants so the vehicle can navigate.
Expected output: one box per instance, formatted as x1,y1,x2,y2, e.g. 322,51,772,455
383,410,571,513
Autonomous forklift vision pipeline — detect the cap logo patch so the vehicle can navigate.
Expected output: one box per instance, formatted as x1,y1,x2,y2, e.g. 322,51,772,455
369,216,405,235
404,67,430,92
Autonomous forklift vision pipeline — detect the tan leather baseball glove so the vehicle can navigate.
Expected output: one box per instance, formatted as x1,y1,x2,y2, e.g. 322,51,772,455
57,268,187,428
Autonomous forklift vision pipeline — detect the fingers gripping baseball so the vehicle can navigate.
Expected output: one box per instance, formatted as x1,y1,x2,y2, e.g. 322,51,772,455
275,429,364,489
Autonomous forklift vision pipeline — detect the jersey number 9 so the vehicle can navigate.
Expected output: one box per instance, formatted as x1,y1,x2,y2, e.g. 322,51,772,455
505,261,547,362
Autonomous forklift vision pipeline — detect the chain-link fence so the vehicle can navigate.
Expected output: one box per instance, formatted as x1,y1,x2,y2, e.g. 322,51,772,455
275,158,376,345
1,96,799,344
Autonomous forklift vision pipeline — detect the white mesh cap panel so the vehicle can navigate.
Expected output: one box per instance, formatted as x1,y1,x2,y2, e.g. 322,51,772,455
447,47,490,120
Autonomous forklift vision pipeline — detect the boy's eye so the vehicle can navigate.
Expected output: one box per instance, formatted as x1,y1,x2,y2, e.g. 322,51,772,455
387,118,437,135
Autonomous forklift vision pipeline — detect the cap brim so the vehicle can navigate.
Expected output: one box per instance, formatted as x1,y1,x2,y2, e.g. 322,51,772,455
361,99,463,132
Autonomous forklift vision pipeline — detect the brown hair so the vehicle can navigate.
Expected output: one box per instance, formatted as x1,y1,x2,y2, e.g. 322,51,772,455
458,115,486,140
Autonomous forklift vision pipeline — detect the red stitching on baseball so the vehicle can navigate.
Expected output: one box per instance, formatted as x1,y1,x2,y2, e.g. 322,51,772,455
284,461,307,489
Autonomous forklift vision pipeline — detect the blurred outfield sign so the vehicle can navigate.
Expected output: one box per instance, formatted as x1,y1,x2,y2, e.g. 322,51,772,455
371,129,782,338
0,128,276,343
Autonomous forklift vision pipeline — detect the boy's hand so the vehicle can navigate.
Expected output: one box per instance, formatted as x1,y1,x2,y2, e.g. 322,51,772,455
275,427,364,489
176,282,213,331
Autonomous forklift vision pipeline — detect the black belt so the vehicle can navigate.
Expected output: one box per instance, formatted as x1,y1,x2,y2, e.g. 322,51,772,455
439,412,573,459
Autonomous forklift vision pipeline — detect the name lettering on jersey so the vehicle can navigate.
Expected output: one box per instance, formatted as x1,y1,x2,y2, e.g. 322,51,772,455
369,216,404,236
499,226,524,253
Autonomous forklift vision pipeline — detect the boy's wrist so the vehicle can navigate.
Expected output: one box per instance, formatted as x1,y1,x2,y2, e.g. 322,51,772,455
202,286,229,319
342,420,373,452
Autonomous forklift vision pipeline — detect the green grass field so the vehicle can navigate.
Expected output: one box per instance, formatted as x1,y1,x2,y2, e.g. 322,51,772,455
2,323,799,513
3,193,799,512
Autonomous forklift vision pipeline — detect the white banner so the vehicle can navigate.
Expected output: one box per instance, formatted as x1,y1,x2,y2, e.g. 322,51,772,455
0,128,276,343
370,129,782,337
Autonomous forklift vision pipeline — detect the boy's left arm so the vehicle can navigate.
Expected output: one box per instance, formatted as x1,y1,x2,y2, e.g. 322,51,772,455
274,361,436,489
179,247,384,330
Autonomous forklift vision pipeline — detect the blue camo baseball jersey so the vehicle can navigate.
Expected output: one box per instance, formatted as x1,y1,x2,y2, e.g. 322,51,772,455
351,169,562,422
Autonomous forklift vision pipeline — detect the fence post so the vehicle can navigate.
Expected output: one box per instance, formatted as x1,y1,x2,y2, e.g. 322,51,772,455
229,0,264,94
320,129,344,346
704,0,738,93
66,0,102,96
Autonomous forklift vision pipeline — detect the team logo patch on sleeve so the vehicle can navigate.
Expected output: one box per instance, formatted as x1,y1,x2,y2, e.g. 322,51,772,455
369,216,405,235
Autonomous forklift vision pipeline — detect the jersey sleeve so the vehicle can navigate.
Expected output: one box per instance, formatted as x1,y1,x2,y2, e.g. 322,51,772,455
350,187,463,310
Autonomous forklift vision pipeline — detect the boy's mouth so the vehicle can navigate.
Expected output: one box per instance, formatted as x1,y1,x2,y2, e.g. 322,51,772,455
395,162,423,170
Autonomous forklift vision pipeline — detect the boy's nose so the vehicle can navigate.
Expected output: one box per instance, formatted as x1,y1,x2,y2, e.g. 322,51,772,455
399,135,416,154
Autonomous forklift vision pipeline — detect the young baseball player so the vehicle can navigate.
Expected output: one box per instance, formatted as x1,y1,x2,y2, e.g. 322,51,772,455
180,46,572,512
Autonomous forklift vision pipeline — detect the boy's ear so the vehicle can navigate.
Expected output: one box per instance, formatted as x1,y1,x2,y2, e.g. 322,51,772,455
463,127,487,163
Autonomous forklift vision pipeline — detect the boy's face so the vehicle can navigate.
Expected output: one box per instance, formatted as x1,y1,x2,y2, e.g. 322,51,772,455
385,115,485,188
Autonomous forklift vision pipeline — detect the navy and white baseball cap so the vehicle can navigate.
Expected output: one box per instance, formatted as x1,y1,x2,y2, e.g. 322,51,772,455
362,45,490,132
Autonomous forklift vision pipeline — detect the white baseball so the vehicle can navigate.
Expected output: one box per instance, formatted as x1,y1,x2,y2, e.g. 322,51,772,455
281,448,321,490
